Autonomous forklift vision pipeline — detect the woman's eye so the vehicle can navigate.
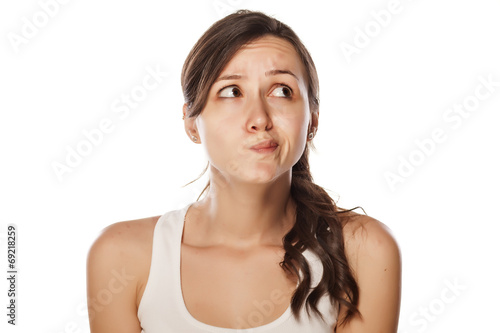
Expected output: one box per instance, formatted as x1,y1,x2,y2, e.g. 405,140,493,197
218,86,242,98
271,85,293,98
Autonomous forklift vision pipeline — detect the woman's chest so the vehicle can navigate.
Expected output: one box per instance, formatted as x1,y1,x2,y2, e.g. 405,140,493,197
180,244,297,329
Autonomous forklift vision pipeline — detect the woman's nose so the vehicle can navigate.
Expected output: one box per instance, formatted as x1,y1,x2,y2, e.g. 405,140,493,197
245,94,273,132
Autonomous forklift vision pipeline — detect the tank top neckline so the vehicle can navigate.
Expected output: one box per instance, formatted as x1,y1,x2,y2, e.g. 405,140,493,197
175,202,296,332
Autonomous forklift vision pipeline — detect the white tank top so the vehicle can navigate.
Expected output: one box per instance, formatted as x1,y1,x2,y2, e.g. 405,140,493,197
137,202,338,332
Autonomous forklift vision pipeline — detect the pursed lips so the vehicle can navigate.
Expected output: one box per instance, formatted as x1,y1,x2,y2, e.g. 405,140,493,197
249,139,279,150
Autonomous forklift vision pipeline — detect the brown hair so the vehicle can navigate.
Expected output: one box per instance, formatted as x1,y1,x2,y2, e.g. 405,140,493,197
181,9,360,326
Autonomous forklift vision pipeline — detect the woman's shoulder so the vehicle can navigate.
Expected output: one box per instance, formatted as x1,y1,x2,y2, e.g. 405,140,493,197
88,215,161,258
336,211,402,331
339,210,400,269
87,216,161,291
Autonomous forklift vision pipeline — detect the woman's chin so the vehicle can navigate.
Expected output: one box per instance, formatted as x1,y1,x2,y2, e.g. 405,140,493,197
234,167,285,185
215,160,290,185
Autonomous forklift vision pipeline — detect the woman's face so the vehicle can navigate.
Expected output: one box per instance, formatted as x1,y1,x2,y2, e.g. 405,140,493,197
185,35,317,185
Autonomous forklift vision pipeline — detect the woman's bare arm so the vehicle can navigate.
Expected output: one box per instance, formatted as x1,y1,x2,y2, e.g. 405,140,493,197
86,221,146,333
335,215,402,333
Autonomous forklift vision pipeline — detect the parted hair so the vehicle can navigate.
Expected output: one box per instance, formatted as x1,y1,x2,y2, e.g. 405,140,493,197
181,9,360,326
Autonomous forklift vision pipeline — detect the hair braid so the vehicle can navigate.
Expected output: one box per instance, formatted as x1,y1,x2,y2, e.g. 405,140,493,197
283,145,360,325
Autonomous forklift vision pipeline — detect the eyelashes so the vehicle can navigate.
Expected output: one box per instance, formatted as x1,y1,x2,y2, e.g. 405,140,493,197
217,84,294,98
218,86,242,98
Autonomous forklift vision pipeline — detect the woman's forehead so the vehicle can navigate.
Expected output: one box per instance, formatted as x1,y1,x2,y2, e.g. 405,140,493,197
219,36,306,79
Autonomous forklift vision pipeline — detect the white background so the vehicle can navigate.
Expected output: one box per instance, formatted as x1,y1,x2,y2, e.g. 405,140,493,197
1,0,499,332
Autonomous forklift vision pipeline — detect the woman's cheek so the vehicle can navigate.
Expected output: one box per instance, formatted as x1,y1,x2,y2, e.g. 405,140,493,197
274,112,308,138
203,119,236,163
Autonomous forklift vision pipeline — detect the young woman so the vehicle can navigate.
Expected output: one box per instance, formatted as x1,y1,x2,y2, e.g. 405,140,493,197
87,10,401,333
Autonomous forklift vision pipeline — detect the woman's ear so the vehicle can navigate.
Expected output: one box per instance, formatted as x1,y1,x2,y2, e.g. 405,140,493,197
310,110,319,134
183,103,200,143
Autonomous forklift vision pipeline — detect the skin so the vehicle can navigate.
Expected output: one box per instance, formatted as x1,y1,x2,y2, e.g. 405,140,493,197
86,36,401,333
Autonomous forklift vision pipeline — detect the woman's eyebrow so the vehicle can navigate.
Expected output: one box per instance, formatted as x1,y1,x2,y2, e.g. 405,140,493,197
215,74,243,82
215,69,298,83
265,69,298,81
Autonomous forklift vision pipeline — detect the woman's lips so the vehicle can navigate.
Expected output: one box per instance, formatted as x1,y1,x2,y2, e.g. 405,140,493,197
249,139,278,153
250,146,278,153
250,139,278,149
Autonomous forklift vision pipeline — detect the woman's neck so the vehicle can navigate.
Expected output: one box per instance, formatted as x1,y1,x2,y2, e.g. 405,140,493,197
186,168,297,249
